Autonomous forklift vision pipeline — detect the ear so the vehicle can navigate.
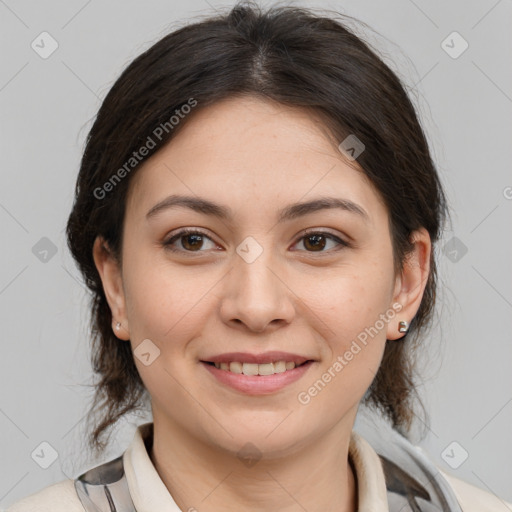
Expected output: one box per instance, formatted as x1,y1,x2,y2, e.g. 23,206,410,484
386,227,431,341
92,236,130,340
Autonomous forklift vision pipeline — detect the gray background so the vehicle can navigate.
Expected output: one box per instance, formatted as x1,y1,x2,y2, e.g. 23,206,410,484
1,0,511,508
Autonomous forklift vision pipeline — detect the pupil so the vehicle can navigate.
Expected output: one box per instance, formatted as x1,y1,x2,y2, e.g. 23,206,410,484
305,234,325,251
183,234,203,250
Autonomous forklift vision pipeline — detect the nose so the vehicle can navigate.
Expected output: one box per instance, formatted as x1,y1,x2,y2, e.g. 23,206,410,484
219,245,295,333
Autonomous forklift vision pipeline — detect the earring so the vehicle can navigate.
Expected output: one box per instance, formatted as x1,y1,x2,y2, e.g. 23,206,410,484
398,321,408,333
115,322,121,331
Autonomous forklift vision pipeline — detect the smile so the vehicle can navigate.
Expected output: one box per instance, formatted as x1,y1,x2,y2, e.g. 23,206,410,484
207,360,301,376
201,360,315,394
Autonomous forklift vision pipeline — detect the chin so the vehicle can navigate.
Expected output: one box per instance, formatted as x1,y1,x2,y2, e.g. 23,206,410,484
206,421,311,458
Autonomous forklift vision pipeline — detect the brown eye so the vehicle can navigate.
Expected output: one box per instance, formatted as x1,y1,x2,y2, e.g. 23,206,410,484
181,233,204,251
303,233,327,251
163,229,217,253
294,231,348,253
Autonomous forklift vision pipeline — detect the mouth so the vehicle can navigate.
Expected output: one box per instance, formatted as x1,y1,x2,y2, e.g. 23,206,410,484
201,359,312,376
199,358,316,395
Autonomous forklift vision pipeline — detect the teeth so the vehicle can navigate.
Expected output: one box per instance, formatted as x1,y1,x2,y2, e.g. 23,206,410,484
243,363,259,375
273,361,286,373
212,360,298,375
230,362,243,374
258,363,275,376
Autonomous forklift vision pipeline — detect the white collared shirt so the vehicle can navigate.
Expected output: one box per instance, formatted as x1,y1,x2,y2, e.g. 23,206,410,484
5,422,510,511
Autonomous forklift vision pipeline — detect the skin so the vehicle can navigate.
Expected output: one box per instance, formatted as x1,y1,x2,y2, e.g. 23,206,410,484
93,95,430,512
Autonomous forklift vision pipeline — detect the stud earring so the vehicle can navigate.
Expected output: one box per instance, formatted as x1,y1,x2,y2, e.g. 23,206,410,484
115,322,121,331
398,321,408,333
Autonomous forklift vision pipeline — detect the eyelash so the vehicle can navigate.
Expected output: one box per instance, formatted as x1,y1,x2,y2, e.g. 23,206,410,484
162,228,350,255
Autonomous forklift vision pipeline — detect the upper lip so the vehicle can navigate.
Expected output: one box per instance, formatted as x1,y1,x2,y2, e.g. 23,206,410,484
201,351,315,366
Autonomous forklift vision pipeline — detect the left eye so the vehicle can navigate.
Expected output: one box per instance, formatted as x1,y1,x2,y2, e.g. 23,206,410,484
293,231,347,252
163,229,347,254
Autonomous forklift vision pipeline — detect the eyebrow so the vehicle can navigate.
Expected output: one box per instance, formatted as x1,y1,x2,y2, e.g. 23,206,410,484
146,194,369,223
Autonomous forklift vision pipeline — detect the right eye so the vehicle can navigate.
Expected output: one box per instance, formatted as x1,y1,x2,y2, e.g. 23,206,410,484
163,228,220,253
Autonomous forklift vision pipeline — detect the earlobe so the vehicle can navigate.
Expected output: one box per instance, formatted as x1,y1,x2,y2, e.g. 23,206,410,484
92,236,130,340
387,228,431,341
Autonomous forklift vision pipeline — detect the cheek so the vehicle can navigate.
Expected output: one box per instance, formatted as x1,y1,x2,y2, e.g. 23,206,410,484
298,262,394,396
305,261,394,341
121,256,206,404
123,247,211,341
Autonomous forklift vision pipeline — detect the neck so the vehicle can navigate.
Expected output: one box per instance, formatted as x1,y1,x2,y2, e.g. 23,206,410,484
149,413,358,512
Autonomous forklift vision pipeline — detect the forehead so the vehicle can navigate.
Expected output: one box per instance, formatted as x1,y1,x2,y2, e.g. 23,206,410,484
126,95,386,222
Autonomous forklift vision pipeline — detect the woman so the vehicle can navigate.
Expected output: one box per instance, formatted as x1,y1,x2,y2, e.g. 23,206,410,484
6,2,510,511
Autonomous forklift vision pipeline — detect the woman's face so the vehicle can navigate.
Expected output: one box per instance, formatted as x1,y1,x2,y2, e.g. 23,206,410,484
95,95,429,457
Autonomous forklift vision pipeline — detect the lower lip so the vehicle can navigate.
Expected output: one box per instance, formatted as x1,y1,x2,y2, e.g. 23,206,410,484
201,361,314,395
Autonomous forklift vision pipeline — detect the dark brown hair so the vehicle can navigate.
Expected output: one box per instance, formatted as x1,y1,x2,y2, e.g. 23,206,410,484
66,1,447,455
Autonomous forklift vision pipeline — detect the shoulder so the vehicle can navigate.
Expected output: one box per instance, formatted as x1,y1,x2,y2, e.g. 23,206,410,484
4,478,84,512
440,470,512,512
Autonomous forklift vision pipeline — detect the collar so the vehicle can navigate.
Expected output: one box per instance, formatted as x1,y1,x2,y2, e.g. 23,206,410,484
122,422,390,511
